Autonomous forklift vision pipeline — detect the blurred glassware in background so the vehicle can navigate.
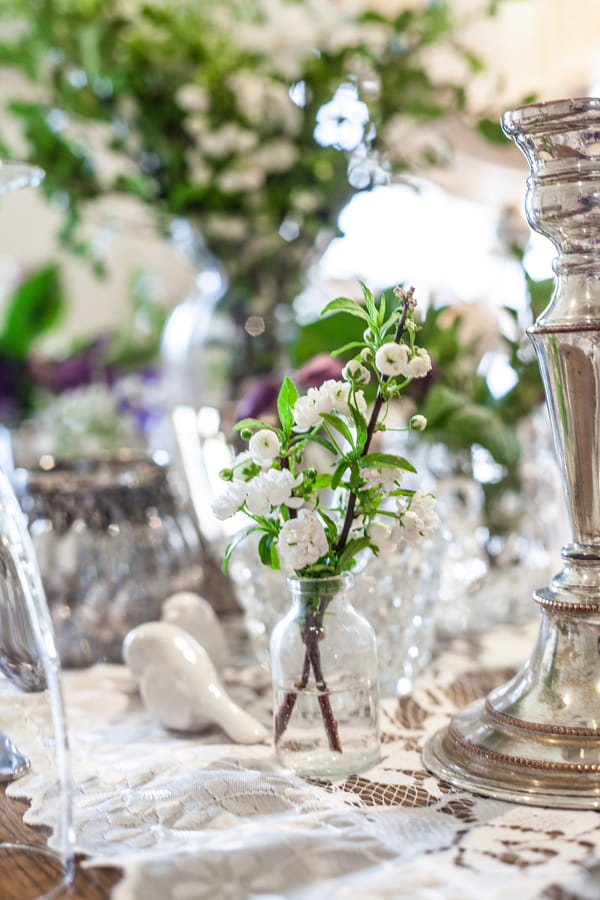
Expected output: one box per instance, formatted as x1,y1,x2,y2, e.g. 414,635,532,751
0,159,74,899
428,410,564,634
160,221,245,615
352,535,443,698
161,235,233,527
161,220,240,415
16,453,203,668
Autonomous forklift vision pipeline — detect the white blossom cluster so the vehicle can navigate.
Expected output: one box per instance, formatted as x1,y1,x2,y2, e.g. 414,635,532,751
275,490,440,571
374,342,432,379
366,491,441,557
399,491,440,541
211,284,440,575
292,378,368,431
278,509,329,572
212,466,303,520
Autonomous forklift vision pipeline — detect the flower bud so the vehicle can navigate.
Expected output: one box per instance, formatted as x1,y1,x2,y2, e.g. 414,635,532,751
410,414,428,431
360,347,373,363
219,468,233,481
342,359,371,385
240,427,253,441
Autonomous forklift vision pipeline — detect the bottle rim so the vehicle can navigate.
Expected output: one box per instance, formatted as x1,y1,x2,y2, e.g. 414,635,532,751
286,572,353,592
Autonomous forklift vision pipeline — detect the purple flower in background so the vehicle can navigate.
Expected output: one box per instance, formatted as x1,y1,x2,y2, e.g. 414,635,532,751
235,353,344,421
235,375,280,421
0,354,25,421
113,365,163,435
296,353,343,389
28,337,114,393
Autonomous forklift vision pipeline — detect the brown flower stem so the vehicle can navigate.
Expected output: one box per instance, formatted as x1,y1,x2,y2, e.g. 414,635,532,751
304,626,342,753
274,691,298,742
274,649,311,742
274,598,342,753
334,294,412,555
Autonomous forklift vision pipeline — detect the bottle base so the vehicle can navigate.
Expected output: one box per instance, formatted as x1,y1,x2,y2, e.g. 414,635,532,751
276,744,381,779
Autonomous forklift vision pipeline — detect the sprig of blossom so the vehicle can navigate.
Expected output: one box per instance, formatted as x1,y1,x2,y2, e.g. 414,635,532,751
213,284,439,577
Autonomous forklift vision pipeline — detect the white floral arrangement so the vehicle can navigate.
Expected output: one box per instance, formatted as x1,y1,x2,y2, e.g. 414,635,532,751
213,284,440,577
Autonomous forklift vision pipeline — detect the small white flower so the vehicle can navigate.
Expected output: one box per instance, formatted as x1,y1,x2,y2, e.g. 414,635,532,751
410,414,428,431
360,466,404,492
244,479,272,516
374,342,410,377
399,491,440,539
248,428,280,466
320,379,367,420
243,469,303,516
211,483,246,520
342,359,371,385
261,469,304,508
367,519,398,555
292,389,326,431
278,509,329,572
320,379,351,416
406,348,432,379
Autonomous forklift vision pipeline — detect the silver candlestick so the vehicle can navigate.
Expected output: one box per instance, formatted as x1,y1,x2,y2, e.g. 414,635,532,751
423,97,600,809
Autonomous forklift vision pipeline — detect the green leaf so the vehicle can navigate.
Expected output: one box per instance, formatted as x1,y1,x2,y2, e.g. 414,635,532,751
277,376,298,433
319,509,338,541
222,526,263,573
270,540,280,569
233,417,274,432
336,536,371,572
376,291,387,327
320,411,354,445
304,432,338,456
0,263,65,358
330,341,365,358
312,473,333,489
361,452,417,473
349,402,368,448
331,459,350,490
359,281,377,319
321,297,369,321
258,532,275,566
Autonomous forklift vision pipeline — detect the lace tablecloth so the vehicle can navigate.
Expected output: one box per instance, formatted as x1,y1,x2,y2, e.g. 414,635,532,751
6,619,600,900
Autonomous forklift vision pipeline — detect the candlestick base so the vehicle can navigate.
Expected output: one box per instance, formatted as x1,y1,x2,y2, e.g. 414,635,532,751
423,701,600,810
424,585,600,809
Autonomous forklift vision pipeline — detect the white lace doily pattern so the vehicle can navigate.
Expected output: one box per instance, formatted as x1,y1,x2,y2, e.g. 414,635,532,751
6,620,600,900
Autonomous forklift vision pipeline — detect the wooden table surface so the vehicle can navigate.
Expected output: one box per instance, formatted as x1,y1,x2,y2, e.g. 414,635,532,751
0,787,121,899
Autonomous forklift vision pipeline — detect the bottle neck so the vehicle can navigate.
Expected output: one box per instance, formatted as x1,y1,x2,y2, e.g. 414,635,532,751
287,574,353,617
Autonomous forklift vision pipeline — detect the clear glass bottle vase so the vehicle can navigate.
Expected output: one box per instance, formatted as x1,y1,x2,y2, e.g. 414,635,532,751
270,573,380,778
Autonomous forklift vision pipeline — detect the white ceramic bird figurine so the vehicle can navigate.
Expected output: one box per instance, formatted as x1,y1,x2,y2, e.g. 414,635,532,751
123,621,268,744
161,591,229,670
